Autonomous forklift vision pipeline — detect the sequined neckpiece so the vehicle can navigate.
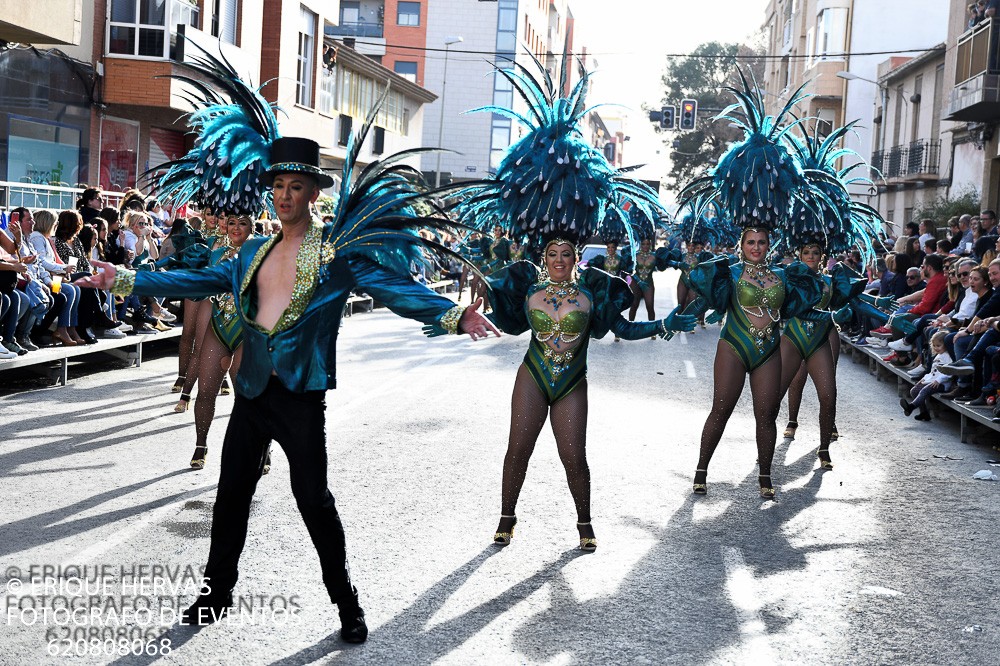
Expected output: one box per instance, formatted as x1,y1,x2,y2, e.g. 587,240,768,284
543,280,580,310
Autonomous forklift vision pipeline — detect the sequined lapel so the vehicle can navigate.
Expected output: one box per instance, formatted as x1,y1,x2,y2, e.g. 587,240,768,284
238,220,323,335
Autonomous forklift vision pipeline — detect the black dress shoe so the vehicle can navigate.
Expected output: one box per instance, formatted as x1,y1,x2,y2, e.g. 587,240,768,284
914,409,932,421
339,606,368,643
899,398,914,416
180,591,233,626
963,395,989,407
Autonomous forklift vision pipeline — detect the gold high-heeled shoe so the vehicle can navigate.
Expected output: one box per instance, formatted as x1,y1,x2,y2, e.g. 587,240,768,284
759,475,776,500
171,376,186,393
830,425,840,441
190,446,207,470
817,447,834,470
577,522,597,552
220,378,232,396
692,468,708,495
493,515,517,545
153,320,171,332
174,394,190,413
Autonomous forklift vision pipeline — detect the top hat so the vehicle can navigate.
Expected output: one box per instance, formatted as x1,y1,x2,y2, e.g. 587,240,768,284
260,137,334,189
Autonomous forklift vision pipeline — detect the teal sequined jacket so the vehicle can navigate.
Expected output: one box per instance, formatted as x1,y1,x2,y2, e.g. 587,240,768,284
113,222,465,398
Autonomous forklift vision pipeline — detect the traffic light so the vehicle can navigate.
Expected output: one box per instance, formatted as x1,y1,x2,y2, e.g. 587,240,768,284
660,106,675,130
680,99,697,130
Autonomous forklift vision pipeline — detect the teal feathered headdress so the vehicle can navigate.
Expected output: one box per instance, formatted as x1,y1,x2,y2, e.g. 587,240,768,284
321,89,476,277
678,69,824,239
598,198,661,246
456,54,665,257
144,40,279,216
781,121,884,265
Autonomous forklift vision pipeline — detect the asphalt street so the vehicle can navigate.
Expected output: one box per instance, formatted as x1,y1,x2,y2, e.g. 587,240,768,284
1,270,999,665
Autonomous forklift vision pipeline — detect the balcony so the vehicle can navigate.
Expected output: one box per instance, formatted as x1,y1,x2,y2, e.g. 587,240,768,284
948,18,1000,121
325,21,384,39
872,140,941,183
0,0,81,45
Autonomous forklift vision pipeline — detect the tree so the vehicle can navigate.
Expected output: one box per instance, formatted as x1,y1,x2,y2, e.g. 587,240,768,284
911,186,981,227
650,42,764,195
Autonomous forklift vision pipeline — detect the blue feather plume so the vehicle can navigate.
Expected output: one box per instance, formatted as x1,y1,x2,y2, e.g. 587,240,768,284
457,54,666,255
144,39,279,216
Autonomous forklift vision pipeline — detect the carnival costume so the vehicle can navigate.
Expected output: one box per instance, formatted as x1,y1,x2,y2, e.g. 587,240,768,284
586,204,635,278
456,54,695,550
776,123,909,467
106,43,476,642
677,71,837,499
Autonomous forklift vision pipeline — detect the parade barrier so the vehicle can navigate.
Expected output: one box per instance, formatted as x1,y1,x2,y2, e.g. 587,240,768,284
840,334,1000,444
0,327,183,386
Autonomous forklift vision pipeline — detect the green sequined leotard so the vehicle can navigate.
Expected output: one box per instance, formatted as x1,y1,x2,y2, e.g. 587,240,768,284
783,276,832,359
524,285,592,404
634,252,656,291
209,244,244,352
720,271,785,371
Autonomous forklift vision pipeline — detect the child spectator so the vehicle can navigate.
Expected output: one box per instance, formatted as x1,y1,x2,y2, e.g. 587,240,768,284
901,331,953,421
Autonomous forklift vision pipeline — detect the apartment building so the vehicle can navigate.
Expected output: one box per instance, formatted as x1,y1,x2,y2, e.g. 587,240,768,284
761,0,948,217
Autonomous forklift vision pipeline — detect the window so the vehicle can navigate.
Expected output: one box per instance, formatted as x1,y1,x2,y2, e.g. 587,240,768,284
318,65,337,115
108,0,200,58
212,0,238,46
7,116,82,185
815,108,835,138
297,6,316,107
340,0,359,24
815,7,848,61
397,2,420,26
394,61,418,83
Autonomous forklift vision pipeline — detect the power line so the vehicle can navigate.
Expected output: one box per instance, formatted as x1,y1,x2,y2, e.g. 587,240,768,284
355,39,945,60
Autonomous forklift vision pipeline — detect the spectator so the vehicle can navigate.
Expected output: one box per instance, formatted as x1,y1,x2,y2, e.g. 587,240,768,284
918,218,936,249
939,258,1000,399
924,238,938,255
974,209,998,260
899,254,947,318
0,210,49,352
27,209,83,346
146,199,171,231
905,236,925,268
76,187,104,225
891,260,982,359
969,2,985,27
54,210,120,342
270,220,282,235
900,331,953,421
948,216,963,248
936,238,953,255
958,214,975,254
893,221,920,253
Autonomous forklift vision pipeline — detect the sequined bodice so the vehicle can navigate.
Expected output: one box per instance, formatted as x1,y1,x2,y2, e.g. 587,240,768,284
528,309,590,343
635,252,654,280
736,279,784,310
817,281,831,309
684,252,698,269
510,245,525,261
605,255,621,273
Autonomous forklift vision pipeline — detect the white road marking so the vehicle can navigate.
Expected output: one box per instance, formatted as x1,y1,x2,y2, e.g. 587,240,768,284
722,546,777,660
684,360,696,378
679,332,688,345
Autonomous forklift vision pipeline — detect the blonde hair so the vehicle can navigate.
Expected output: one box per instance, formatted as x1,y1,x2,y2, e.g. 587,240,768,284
32,209,57,236
122,210,148,230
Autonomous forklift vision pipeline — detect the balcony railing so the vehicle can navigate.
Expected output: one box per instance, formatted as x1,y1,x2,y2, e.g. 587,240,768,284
0,182,125,212
326,21,384,39
956,18,1000,85
871,140,941,182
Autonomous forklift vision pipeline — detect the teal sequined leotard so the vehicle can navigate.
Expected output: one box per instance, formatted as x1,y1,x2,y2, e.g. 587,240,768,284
524,290,592,403
721,273,785,371
633,251,656,291
485,262,673,405
209,244,244,352
783,276,831,359
782,263,872,359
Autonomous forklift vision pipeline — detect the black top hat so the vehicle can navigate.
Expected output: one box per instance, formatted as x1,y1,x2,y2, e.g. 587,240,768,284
260,137,334,189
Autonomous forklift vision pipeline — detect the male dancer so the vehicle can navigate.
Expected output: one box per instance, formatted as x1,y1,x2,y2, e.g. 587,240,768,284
76,137,499,643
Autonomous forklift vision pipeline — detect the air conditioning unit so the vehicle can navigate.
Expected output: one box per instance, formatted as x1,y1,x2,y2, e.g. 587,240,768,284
373,127,385,155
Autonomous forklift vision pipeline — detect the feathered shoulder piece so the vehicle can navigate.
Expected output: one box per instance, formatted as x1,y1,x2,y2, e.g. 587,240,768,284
678,69,818,236
146,39,280,216
324,89,472,276
456,54,664,255
783,122,883,265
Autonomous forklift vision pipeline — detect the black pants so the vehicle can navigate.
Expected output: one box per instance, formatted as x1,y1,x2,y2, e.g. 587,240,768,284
203,376,354,605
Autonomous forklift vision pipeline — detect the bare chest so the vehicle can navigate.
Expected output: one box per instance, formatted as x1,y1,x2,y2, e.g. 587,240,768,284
253,244,299,330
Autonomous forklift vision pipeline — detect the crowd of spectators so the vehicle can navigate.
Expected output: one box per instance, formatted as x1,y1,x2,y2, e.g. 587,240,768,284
968,0,1000,28
0,186,283,361
858,209,1000,423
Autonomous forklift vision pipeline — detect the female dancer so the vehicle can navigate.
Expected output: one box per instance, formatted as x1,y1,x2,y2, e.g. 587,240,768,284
678,72,838,499
171,206,222,396
628,236,661,323
455,53,686,549
188,213,251,470
587,208,635,342
174,217,228,412
487,241,693,550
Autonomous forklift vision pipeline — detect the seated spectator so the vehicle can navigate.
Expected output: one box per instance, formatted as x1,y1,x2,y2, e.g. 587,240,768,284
76,187,104,225
898,254,947,317
936,238,953,255
939,258,1000,399
27,209,84,346
905,236,925,268
974,209,998,260
948,216,963,248
0,210,50,352
958,214,975,255
893,221,920,253
54,210,120,342
924,238,938,255
900,331,953,421
918,219,936,249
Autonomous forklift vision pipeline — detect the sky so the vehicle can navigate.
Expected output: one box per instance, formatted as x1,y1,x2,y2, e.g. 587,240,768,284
567,0,772,193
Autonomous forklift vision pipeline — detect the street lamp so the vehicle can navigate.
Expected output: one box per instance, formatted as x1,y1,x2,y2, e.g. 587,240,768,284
435,35,463,188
